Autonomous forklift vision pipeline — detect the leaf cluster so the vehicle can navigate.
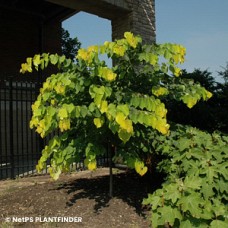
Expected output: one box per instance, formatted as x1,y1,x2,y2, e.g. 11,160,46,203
20,32,212,179
143,125,228,227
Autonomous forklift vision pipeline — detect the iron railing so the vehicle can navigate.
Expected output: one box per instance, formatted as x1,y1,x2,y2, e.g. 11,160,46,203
0,76,109,180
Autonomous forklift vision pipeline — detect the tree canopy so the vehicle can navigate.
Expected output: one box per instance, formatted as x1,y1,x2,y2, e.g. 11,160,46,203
61,28,81,60
20,32,212,178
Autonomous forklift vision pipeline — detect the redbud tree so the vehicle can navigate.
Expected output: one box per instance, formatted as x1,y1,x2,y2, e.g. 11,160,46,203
20,32,212,180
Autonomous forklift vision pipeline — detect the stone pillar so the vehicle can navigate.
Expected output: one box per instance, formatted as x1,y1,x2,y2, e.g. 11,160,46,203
47,0,156,44
112,0,156,44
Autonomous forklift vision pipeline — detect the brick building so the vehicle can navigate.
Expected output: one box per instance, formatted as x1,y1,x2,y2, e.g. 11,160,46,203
0,0,156,76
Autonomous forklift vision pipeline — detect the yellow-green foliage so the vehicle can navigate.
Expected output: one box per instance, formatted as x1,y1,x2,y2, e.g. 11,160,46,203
21,32,212,179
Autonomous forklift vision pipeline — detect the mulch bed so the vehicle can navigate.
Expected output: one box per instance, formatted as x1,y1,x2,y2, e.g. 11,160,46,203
0,168,161,227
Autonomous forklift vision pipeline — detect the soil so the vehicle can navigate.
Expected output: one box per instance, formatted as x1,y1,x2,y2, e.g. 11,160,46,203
0,167,159,228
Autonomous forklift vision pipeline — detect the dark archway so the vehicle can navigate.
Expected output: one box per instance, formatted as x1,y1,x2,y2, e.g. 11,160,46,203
0,0,155,76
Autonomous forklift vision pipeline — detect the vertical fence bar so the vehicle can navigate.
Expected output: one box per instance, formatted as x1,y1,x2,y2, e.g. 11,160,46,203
25,81,29,174
15,80,19,177
30,82,35,174
9,78,14,179
0,79,2,179
16,80,20,177
108,142,113,198
20,81,24,176
4,80,8,178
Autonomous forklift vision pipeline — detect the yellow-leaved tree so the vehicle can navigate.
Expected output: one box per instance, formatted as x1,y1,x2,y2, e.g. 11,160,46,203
20,32,212,180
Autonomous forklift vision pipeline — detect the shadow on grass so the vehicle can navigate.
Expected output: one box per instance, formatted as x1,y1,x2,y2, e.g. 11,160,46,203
52,170,163,217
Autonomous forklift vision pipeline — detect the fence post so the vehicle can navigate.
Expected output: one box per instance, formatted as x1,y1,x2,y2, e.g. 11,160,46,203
108,142,114,198
9,78,15,179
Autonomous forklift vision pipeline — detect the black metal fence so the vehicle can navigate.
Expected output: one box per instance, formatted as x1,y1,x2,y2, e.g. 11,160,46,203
0,76,108,180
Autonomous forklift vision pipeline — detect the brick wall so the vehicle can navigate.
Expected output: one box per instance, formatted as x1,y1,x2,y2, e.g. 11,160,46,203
112,0,156,44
